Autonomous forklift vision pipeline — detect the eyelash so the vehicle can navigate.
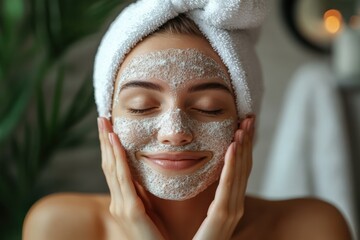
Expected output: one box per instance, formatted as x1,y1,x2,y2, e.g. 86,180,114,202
127,108,156,114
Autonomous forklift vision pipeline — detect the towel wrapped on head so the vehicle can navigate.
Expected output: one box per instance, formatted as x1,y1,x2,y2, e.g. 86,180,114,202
93,0,267,119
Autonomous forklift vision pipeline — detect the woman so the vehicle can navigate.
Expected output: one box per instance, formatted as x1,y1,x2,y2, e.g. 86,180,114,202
23,1,352,239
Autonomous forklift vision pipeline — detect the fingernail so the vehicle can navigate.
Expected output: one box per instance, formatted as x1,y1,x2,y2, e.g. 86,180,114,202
108,133,114,145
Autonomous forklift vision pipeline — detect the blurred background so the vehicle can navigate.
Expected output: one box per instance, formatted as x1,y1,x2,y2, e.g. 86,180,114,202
1,0,359,239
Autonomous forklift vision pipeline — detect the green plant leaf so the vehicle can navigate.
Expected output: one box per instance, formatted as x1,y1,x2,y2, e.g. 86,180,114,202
25,121,41,180
49,64,64,138
36,83,47,147
1,0,25,33
62,75,94,128
0,162,14,209
58,122,94,149
0,0,126,237
32,0,51,53
47,0,124,57
0,83,31,144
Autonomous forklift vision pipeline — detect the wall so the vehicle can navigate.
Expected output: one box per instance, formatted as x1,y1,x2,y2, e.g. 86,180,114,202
250,1,360,237
248,0,325,193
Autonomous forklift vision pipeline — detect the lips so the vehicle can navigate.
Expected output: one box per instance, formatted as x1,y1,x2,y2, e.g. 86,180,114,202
140,152,210,171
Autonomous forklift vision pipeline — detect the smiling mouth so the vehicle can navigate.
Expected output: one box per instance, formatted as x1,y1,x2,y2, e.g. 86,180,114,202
138,151,212,173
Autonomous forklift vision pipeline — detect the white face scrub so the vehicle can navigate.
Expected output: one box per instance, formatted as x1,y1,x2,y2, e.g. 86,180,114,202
113,49,237,200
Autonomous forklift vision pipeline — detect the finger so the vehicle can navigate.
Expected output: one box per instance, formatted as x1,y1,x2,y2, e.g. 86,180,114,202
230,130,245,210
99,118,124,203
235,130,251,217
134,182,153,211
133,181,161,226
213,142,242,238
243,116,254,143
109,132,139,204
231,120,252,221
249,117,256,142
210,142,237,215
238,117,253,177
98,117,114,183
98,118,108,162
100,118,116,168
239,117,248,131
246,118,255,177
195,143,239,240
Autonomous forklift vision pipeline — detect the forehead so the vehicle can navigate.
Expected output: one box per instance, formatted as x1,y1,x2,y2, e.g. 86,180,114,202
117,33,230,77
117,48,232,89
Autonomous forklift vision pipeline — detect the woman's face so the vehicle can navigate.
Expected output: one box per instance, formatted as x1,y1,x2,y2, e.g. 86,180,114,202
112,33,238,200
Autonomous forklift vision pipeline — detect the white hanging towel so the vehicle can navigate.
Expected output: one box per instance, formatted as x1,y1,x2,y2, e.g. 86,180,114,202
260,62,357,239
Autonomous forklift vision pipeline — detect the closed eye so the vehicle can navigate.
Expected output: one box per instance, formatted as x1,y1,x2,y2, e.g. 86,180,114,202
194,109,224,116
127,107,157,114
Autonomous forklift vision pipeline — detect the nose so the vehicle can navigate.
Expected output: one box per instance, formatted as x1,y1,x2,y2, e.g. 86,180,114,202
158,131,193,146
157,109,193,146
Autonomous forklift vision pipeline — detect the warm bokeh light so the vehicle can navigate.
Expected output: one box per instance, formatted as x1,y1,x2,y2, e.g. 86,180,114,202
324,9,342,34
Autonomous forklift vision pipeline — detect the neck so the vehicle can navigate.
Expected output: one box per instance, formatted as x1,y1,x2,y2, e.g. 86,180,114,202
145,181,218,240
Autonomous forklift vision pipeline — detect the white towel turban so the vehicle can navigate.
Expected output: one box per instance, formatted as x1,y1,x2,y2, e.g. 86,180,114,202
94,0,267,118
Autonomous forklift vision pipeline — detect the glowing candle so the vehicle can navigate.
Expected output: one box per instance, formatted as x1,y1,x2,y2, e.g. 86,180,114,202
324,9,342,34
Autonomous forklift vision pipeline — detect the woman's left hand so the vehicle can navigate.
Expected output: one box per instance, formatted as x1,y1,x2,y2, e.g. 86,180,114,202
193,117,255,240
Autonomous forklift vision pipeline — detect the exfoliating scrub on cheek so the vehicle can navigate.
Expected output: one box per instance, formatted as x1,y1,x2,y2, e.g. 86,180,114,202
113,49,237,200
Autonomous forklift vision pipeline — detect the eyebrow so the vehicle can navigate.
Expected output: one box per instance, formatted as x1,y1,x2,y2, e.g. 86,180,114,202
188,82,232,94
120,80,164,92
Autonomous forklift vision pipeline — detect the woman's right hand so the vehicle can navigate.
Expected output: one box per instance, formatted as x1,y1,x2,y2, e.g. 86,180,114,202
98,117,166,240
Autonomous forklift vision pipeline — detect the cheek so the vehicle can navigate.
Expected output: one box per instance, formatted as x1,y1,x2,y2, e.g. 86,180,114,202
113,117,156,150
195,120,236,146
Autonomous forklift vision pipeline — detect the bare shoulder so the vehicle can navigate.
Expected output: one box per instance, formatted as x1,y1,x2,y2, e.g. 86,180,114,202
239,196,352,240
273,197,352,240
23,193,111,240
